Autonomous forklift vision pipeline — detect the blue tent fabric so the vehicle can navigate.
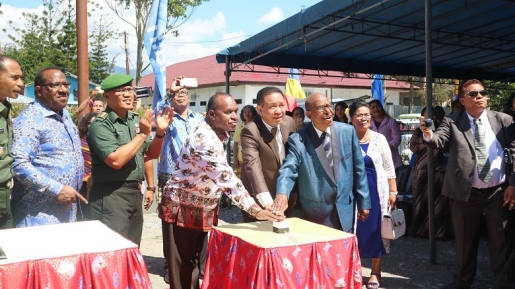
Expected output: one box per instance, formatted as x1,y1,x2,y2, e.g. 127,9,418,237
217,0,515,82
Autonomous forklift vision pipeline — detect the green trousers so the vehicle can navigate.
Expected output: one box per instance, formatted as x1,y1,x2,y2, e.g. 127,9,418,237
89,182,143,246
0,187,12,229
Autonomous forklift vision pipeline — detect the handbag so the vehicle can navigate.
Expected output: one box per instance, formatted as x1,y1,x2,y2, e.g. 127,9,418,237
381,206,406,240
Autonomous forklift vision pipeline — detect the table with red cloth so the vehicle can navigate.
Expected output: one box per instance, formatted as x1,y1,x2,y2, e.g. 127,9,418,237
0,221,151,288
202,217,362,289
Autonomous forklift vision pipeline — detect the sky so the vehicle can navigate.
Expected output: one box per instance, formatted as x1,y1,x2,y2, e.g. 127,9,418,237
0,0,320,74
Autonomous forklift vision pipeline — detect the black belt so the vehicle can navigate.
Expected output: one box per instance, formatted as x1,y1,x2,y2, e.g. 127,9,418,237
471,183,504,197
123,180,143,189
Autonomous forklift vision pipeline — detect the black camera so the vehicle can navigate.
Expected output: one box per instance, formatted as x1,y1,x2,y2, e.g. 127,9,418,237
135,86,153,99
423,118,435,130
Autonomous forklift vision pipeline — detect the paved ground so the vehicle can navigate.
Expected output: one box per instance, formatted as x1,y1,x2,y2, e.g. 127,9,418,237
140,206,494,289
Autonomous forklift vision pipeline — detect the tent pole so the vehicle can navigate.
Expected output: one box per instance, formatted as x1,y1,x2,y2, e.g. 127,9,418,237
225,56,232,165
425,0,437,265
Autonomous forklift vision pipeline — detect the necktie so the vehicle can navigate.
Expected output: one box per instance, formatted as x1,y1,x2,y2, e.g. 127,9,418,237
321,132,333,168
271,127,285,163
473,119,491,183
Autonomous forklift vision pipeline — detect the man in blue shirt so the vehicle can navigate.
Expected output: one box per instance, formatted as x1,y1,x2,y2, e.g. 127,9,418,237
11,66,87,227
156,76,203,283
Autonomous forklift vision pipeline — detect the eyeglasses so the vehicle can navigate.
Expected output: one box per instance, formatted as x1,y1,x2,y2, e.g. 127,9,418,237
113,87,135,94
176,91,188,96
311,104,334,113
41,82,71,90
466,90,488,97
353,114,371,120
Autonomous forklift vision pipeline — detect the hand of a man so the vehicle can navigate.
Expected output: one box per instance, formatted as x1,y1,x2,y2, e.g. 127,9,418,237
138,109,153,136
270,194,289,216
144,190,154,210
357,209,369,221
56,185,88,206
255,209,285,222
418,116,432,137
155,106,174,133
503,186,515,210
170,76,185,93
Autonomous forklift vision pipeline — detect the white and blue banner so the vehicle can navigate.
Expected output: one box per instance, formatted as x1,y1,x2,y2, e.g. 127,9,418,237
371,74,385,106
144,0,167,109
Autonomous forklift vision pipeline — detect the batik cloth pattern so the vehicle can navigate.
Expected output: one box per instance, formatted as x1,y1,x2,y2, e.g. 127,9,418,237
11,100,84,227
160,120,261,231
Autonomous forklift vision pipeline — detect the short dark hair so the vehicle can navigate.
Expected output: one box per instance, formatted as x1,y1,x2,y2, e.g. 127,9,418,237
349,100,369,118
256,87,284,105
207,92,230,112
34,66,64,87
458,79,483,98
292,107,304,115
93,96,104,103
0,55,17,72
239,105,257,122
78,112,98,138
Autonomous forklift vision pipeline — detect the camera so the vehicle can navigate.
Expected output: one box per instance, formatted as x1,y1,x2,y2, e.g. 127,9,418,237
135,86,153,99
423,118,435,130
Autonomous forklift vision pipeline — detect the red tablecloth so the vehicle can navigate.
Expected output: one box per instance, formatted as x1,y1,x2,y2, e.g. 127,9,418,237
202,218,362,289
0,221,151,289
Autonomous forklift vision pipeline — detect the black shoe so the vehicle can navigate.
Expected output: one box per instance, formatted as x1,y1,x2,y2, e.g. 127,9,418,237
163,271,169,284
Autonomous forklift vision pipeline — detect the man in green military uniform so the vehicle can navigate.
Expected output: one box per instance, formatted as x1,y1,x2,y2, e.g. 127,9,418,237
0,56,24,229
87,74,173,245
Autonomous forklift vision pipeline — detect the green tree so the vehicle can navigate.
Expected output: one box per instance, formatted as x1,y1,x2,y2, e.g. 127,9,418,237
1,0,104,81
89,15,118,84
105,0,209,85
483,80,515,112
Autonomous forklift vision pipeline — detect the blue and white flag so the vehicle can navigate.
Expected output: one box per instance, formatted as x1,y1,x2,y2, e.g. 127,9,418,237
144,0,167,109
371,74,384,106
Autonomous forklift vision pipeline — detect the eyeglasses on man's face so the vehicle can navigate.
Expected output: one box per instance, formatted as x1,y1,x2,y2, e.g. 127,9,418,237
176,90,188,96
41,82,71,90
466,90,488,97
311,104,333,113
113,87,135,94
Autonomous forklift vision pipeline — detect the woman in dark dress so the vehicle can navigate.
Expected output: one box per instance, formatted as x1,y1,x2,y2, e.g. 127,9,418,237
409,107,453,239
350,101,397,289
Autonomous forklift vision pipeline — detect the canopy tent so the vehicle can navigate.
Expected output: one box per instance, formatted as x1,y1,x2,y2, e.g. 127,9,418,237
217,0,515,82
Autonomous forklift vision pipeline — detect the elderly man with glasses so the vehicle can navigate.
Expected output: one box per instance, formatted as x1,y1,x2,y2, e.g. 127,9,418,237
86,74,173,246
273,92,370,233
11,66,87,227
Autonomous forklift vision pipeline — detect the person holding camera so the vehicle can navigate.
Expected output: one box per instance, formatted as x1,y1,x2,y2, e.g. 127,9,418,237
86,74,173,246
420,79,515,289
155,76,204,284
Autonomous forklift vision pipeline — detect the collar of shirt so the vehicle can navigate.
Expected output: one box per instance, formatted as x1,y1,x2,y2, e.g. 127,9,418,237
262,119,281,135
105,106,134,123
206,120,230,144
312,123,331,138
465,110,488,127
34,100,66,118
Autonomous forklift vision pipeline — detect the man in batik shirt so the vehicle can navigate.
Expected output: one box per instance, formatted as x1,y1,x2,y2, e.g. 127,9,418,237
159,92,282,289
11,66,86,227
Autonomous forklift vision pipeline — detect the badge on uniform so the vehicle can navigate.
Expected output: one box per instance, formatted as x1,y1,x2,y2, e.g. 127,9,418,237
0,128,4,134
6,178,13,189
0,146,4,157
135,123,140,134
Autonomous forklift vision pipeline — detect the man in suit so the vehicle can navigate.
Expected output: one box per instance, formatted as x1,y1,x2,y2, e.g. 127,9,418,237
272,93,370,232
239,87,297,222
419,79,515,289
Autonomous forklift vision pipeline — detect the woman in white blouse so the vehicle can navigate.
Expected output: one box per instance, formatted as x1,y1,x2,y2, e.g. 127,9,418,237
349,100,397,289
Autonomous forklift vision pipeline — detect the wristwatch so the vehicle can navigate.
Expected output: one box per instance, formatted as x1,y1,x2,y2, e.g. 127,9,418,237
147,186,156,192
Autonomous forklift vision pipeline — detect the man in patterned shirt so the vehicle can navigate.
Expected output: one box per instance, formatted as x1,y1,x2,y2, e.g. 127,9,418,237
155,76,204,283
11,66,87,227
160,92,282,289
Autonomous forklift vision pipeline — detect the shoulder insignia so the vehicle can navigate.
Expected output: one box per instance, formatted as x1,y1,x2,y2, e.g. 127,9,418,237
98,112,108,119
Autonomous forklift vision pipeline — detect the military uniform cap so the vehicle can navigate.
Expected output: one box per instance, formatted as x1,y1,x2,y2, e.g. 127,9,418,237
101,74,134,91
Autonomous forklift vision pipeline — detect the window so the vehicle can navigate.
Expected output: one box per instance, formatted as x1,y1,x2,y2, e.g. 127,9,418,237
200,101,207,106
235,99,242,104
252,99,257,104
